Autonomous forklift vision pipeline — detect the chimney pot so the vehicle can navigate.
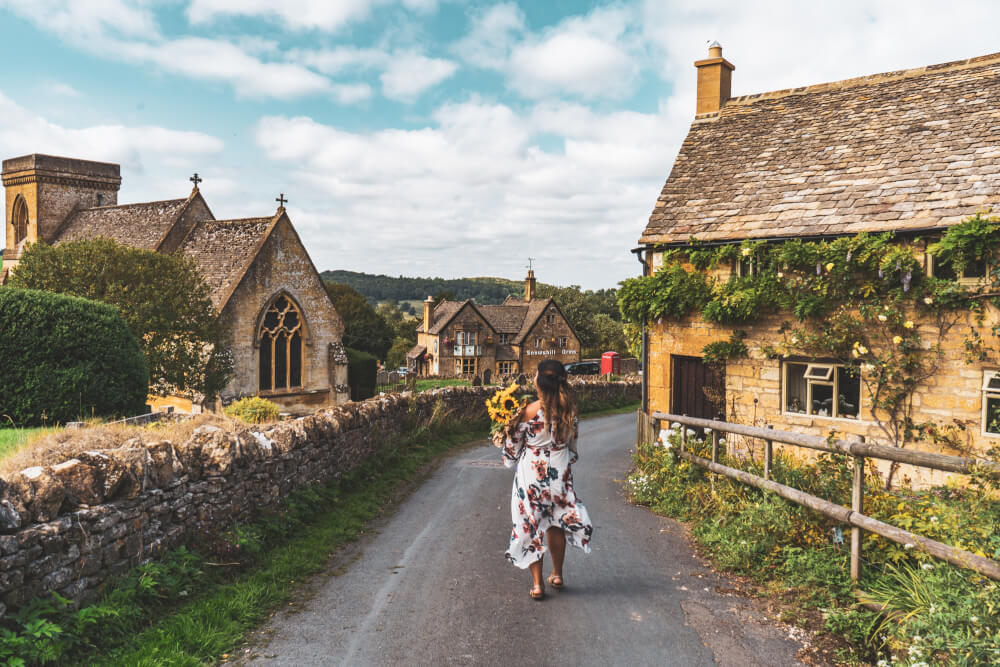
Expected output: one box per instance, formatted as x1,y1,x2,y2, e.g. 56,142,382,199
694,41,735,115
423,295,434,333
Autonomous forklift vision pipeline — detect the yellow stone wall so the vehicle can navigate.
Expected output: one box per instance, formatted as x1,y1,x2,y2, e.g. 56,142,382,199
645,254,1000,487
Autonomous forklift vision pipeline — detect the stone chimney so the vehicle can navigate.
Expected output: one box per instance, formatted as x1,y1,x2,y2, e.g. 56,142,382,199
524,270,536,302
694,41,735,115
423,295,434,332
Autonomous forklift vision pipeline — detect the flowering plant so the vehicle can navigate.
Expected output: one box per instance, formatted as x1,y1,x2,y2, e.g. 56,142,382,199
485,383,524,440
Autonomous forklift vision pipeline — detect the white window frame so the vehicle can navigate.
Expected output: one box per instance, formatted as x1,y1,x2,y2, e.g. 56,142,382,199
982,371,1000,437
534,336,544,348
497,361,516,376
782,361,861,420
499,333,511,344
735,256,756,277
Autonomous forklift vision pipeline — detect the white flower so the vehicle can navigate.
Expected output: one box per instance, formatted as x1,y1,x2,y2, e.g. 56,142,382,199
924,296,933,305
904,543,914,549
741,247,752,257
878,314,888,322
971,616,979,623
704,428,712,435
686,429,696,437
877,660,890,667
921,562,933,570
671,422,681,429
930,516,938,523
857,345,868,355
862,363,876,373
777,271,784,279
719,438,726,445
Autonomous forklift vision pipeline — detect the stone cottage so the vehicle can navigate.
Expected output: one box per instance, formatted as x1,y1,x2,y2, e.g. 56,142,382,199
2,154,349,413
634,45,1000,462
410,270,581,381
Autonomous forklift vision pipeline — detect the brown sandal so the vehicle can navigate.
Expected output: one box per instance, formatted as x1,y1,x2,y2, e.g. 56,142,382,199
547,574,564,589
529,584,545,600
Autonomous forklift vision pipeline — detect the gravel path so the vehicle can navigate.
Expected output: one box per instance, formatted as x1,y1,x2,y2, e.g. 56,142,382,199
241,412,808,666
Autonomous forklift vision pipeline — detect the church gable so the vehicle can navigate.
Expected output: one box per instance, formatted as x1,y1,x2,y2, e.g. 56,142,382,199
218,215,346,407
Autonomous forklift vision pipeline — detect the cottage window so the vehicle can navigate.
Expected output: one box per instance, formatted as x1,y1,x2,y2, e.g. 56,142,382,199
434,339,438,353
783,362,859,419
546,311,556,324
497,361,516,376
259,295,303,392
457,331,477,346
559,336,569,347
11,195,28,246
455,358,477,376
982,371,1000,436
735,257,756,277
534,336,544,348
928,253,988,283
499,333,511,344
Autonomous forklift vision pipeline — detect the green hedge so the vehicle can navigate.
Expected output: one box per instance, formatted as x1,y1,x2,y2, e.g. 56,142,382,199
0,288,148,425
345,347,377,401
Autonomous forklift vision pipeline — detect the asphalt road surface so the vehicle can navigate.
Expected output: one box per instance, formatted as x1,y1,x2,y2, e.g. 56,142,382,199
243,412,807,666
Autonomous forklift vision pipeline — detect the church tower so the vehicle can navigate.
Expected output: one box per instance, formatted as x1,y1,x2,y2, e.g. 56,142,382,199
2,154,121,274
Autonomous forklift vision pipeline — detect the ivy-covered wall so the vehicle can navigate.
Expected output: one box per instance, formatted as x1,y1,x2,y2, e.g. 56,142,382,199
627,215,1000,486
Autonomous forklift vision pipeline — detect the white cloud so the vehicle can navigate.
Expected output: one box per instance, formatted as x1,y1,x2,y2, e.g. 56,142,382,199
455,4,641,101
0,0,157,41
186,0,437,31
0,90,223,179
39,81,81,98
452,2,525,70
380,52,458,101
253,97,670,287
290,47,390,74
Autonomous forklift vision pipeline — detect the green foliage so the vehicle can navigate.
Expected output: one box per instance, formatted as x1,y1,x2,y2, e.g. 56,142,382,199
701,330,748,367
928,213,1000,275
346,347,378,400
627,428,1000,665
320,269,522,304
324,282,394,360
224,397,281,424
618,261,713,322
9,238,232,399
0,288,147,425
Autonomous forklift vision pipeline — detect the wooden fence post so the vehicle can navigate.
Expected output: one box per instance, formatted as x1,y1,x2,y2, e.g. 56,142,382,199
764,424,774,481
712,428,720,464
851,435,865,582
681,415,687,452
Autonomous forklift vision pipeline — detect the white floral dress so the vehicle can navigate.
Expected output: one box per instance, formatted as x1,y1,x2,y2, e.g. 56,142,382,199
502,409,593,568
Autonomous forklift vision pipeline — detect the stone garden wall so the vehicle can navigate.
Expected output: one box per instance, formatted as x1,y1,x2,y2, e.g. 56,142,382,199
0,381,639,615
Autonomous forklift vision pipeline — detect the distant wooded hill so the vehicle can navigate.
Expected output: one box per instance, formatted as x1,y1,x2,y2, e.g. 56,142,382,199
320,270,537,305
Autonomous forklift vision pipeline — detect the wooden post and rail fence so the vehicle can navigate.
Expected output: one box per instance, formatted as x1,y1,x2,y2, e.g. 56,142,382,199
636,410,1000,583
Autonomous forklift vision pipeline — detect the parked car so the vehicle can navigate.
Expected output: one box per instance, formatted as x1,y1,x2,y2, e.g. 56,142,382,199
396,366,408,376
565,361,600,375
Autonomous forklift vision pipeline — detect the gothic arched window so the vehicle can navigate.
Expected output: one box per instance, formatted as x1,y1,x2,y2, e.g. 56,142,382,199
259,295,303,391
11,196,28,246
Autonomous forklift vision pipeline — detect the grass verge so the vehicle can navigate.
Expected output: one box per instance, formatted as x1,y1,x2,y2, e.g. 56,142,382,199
0,427,61,460
3,397,633,666
627,428,1000,666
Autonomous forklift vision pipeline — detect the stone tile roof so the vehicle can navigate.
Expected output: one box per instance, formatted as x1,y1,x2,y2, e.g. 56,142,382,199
495,345,518,361
180,216,275,309
406,344,426,359
55,198,189,249
416,300,464,334
503,297,554,344
478,304,527,333
641,52,1000,245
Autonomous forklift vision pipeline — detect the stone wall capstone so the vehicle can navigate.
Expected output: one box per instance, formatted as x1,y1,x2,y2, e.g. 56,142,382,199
0,381,639,615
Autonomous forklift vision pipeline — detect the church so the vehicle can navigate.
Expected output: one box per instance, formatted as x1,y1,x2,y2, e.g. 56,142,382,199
2,154,349,413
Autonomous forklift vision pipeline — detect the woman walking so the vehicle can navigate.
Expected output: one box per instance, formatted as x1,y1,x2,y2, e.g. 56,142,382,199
500,359,593,599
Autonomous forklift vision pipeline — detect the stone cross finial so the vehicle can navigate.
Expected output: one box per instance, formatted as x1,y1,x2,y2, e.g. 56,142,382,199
527,257,535,271
190,173,202,188
276,193,288,207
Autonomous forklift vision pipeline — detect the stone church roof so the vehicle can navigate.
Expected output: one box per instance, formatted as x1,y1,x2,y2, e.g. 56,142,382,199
180,216,277,309
641,51,1000,245
55,198,190,249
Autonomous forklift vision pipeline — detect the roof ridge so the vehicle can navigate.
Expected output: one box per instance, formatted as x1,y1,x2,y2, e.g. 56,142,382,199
718,50,1000,111
77,197,187,212
205,216,274,224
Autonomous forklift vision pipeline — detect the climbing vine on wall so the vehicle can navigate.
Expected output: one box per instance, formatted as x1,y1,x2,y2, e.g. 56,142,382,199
619,213,1000,487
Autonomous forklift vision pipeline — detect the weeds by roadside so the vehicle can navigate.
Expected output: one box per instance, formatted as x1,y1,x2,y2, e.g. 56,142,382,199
626,427,1000,666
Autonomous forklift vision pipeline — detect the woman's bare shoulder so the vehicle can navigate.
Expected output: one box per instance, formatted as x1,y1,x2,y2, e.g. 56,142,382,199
521,399,542,422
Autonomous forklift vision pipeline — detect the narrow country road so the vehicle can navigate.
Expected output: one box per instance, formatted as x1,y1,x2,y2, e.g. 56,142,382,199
242,413,808,666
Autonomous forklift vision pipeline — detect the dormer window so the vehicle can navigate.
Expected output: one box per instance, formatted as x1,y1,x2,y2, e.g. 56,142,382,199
928,251,988,284
499,333,510,344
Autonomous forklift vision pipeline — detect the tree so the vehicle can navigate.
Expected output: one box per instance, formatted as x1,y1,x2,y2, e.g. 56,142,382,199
324,282,394,360
377,302,418,368
9,239,232,399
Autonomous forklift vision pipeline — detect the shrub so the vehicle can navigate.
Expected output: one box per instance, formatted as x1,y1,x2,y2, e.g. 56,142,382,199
224,397,280,424
346,347,377,401
0,288,148,425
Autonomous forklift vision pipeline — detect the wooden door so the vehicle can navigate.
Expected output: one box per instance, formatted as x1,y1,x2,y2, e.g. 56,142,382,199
671,355,724,420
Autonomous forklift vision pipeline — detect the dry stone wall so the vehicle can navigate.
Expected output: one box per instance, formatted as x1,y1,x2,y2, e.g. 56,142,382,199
0,381,639,615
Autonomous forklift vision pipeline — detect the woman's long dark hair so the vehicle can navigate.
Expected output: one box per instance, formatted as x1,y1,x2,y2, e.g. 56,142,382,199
536,359,577,444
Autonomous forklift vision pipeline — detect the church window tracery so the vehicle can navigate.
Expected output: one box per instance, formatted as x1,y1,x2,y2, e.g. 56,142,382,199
11,196,28,246
259,295,303,391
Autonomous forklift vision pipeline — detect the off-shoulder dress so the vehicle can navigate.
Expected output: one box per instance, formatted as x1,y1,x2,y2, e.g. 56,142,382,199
502,408,593,568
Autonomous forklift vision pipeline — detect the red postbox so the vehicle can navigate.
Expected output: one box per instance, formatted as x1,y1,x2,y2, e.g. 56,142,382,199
600,351,620,376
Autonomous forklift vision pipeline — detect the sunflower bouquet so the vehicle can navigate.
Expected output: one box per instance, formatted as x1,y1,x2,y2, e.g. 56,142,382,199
485,383,525,445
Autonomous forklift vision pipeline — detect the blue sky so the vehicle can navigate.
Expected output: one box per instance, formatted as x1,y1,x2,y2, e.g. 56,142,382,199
2,1,1000,289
